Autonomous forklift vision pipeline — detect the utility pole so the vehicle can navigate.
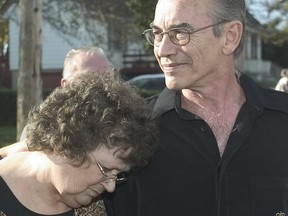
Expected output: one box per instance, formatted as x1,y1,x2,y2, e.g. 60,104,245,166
17,0,42,140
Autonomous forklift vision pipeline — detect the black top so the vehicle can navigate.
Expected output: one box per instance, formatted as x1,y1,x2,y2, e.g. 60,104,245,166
0,177,74,216
104,73,288,216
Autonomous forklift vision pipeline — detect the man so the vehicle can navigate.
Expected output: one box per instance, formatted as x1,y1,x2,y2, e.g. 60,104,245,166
275,68,288,92
0,46,112,157
60,46,112,87
104,0,288,215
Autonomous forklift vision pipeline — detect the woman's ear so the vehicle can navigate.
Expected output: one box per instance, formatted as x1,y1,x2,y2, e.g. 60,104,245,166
222,20,243,56
61,78,68,87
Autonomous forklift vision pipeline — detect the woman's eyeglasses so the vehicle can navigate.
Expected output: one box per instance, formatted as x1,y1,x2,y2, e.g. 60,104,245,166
96,161,127,184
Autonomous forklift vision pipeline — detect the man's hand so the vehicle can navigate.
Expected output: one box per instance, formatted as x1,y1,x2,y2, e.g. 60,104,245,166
0,141,28,158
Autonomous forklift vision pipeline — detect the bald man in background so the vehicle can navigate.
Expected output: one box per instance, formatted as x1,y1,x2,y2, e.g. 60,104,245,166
0,46,112,158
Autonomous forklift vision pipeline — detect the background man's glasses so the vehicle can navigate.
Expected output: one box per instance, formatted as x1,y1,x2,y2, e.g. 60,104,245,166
143,20,228,47
96,161,127,184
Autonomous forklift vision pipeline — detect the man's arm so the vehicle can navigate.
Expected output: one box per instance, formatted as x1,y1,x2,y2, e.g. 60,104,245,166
0,141,28,158
0,125,29,159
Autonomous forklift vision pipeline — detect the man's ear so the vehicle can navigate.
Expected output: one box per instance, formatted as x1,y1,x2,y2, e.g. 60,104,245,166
222,20,243,56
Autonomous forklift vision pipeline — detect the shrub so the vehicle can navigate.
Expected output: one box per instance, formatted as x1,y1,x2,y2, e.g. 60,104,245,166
0,89,52,126
0,89,16,126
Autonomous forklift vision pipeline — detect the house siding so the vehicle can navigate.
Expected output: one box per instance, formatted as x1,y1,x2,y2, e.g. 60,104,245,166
7,8,117,90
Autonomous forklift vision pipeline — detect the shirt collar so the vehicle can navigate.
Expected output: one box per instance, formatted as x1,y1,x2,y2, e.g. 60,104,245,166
239,72,288,114
152,72,288,117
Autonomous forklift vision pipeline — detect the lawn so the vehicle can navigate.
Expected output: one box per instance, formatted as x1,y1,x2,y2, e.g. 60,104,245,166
0,126,16,147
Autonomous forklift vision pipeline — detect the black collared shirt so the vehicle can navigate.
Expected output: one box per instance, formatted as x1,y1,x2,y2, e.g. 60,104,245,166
105,73,288,216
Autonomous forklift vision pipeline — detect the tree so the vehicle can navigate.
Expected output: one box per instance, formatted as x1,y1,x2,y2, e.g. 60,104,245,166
247,0,288,67
127,0,157,30
248,0,288,45
17,0,42,139
0,0,158,51
40,0,135,51
0,0,17,15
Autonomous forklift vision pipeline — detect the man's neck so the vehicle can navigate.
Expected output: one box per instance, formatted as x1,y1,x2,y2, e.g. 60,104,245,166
180,72,246,156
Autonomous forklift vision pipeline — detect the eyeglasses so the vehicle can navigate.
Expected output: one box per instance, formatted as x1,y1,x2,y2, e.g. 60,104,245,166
143,20,228,47
96,161,127,184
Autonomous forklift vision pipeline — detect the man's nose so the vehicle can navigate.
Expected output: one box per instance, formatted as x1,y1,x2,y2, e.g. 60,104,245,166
155,34,177,57
159,33,173,47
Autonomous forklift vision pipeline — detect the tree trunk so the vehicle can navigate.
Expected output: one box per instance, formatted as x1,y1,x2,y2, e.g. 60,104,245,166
17,0,42,140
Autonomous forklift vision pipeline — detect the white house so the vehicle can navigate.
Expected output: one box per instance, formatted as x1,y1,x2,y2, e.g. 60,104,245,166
244,11,282,84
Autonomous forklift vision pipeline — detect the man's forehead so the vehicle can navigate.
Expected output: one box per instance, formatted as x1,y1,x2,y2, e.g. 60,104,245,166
79,53,107,63
154,0,209,28
77,53,110,68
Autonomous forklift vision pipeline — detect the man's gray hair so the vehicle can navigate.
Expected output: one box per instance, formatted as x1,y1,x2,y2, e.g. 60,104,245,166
208,0,246,59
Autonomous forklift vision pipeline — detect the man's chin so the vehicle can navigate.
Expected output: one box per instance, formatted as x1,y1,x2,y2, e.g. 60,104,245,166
166,82,180,91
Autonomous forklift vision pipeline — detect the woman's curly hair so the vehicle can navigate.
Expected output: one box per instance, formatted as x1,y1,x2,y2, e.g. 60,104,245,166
26,70,158,167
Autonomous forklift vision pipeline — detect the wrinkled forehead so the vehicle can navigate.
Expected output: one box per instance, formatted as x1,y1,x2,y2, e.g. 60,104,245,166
153,0,211,29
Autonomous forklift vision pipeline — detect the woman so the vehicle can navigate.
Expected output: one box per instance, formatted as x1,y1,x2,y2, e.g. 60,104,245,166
0,70,158,215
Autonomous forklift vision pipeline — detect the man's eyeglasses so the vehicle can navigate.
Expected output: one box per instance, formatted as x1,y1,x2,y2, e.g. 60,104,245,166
143,20,228,47
96,161,127,184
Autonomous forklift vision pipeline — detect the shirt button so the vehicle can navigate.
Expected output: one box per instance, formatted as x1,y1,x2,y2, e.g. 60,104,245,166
200,125,207,132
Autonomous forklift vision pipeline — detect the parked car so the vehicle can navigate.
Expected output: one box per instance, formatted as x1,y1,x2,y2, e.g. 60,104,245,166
127,73,166,97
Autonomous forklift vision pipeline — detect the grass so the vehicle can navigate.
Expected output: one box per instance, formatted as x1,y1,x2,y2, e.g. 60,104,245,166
0,126,16,148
